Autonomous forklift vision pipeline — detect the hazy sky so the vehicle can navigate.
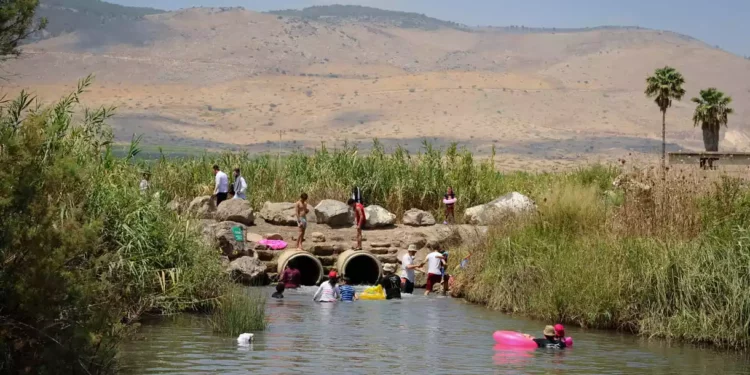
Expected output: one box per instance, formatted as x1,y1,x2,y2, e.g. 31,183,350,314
110,0,750,56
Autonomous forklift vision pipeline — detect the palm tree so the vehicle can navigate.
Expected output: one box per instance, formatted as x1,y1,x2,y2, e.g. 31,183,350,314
645,66,686,170
692,88,733,152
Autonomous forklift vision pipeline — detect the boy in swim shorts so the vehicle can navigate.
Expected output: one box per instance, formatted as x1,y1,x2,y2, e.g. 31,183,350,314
348,198,366,250
296,193,309,249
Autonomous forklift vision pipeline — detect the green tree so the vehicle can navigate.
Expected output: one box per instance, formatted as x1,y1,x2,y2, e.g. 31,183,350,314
645,66,686,169
692,88,734,152
0,0,46,60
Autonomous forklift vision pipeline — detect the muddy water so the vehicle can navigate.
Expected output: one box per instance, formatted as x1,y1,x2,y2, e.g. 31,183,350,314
119,286,749,375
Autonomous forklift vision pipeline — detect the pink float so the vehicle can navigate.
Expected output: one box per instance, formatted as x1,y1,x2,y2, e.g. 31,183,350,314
492,331,573,348
443,198,457,205
259,239,287,250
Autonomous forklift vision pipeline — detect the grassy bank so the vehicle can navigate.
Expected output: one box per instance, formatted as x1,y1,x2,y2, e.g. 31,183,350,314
452,171,750,349
0,79,264,374
143,140,619,220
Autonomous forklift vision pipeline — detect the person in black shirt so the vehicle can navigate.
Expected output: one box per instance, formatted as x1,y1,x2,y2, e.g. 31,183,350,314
379,263,402,300
533,325,566,349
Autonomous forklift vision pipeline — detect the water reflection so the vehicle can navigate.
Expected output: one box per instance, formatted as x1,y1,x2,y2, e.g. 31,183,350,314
120,287,750,375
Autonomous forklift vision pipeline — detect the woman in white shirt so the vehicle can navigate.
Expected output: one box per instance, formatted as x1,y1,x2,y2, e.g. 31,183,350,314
232,168,247,200
313,271,340,303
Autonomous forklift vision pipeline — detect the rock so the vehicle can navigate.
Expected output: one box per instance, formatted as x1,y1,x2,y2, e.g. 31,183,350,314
219,256,230,268
215,199,255,226
402,232,427,249
167,199,185,214
265,261,278,274
370,242,391,248
187,195,216,219
264,233,284,241
259,201,314,226
256,250,277,261
391,240,404,248
318,256,336,266
402,208,436,226
376,254,399,264
364,205,397,228
310,245,334,256
350,236,367,242
314,199,354,227
332,244,347,255
312,232,326,243
213,221,250,259
246,232,263,243
226,256,267,285
464,192,536,225
330,235,345,242
369,248,390,255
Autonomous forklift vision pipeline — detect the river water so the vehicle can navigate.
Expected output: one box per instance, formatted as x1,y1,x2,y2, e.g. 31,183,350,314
120,286,750,374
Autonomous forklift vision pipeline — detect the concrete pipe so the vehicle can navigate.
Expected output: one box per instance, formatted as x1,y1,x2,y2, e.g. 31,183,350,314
336,250,382,285
277,249,323,286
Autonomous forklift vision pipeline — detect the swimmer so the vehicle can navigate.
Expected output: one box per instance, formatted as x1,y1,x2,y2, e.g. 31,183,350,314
313,271,340,303
296,193,309,249
379,263,402,300
339,277,357,302
533,325,566,349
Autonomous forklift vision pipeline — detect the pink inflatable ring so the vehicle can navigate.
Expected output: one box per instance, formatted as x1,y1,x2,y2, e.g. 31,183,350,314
492,331,573,348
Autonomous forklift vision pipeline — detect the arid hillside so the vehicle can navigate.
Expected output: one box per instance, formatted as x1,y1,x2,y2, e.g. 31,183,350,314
4,5,750,169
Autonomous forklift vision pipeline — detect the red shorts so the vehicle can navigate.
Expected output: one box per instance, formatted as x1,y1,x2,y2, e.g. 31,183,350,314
426,273,442,291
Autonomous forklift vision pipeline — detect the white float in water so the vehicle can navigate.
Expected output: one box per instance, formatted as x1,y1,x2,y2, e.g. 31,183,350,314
237,333,254,345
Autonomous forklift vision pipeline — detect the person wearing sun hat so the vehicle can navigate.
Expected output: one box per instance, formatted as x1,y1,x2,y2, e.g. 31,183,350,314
533,325,567,349
400,244,421,294
379,263,402,300
313,270,340,303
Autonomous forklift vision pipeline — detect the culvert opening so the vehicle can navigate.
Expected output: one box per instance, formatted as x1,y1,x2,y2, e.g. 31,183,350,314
344,254,382,285
288,255,323,286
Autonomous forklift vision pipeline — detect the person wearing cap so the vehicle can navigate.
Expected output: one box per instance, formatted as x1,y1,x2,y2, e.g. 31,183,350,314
533,325,566,349
313,271,340,303
379,263,402,300
400,245,421,294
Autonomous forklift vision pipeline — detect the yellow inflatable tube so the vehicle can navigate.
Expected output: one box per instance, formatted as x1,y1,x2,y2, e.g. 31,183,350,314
359,285,385,300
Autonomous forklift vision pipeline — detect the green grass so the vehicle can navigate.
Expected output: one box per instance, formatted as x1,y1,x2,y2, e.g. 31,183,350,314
210,287,267,336
453,175,750,349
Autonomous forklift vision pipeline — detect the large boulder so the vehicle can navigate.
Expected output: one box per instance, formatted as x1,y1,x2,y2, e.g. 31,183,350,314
167,199,186,214
314,199,354,227
213,221,251,259
259,202,314,226
364,205,396,228
402,208,436,227
227,256,267,285
187,195,216,219
464,192,536,225
215,199,255,226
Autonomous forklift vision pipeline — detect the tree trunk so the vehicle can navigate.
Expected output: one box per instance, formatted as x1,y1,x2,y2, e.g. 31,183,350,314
661,110,666,172
702,124,719,152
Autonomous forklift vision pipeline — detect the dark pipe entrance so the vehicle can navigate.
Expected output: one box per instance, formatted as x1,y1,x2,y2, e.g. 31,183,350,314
290,256,323,286
345,254,381,285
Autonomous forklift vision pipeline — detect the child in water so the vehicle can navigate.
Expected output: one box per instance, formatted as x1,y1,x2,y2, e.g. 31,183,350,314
271,283,285,299
533,325,566,349
338,277,357,302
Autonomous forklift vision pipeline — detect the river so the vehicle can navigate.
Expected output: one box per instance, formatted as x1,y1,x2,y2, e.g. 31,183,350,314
120,286,750,374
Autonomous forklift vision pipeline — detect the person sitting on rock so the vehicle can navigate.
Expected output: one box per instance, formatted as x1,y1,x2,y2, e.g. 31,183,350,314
379,263,402,300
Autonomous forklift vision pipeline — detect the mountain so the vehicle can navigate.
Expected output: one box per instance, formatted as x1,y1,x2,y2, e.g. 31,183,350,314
4,4,750,168
32,0,164,41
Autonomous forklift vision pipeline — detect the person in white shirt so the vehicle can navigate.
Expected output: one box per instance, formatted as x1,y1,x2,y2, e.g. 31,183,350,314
313,271,340,303
420,248,445,296
213,164,229,206
232,168,247,200
401,244,421,294
139,172,150,194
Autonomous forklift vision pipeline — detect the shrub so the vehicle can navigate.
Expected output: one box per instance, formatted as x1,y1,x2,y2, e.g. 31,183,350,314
210,287,267,336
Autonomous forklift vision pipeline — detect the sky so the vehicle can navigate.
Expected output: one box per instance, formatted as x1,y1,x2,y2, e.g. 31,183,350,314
111,0,750,56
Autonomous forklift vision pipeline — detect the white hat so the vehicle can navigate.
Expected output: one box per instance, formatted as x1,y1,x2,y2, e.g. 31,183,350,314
383,263,397,273
407,244,418,252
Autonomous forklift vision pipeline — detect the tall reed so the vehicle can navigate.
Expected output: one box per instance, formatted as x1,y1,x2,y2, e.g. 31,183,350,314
210,287,268,336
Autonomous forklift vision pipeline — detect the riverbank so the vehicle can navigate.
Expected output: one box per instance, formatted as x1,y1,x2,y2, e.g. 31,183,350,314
451,170,750,350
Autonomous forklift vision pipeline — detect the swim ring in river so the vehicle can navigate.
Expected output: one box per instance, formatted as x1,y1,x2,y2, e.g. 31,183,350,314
359,285,385,300
492,331,573,348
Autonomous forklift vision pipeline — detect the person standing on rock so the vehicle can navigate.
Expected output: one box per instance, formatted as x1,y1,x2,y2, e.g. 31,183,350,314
213,164,229,207
443,186,457,225
232,168,247,200
400,245,421,294
348,198,366,250
420,248,445,296
295,193,309,249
